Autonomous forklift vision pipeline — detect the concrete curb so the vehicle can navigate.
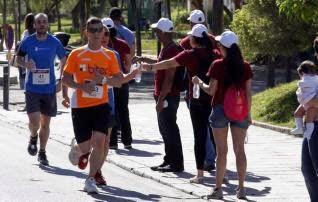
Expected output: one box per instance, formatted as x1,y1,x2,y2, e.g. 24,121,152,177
252,120,303,138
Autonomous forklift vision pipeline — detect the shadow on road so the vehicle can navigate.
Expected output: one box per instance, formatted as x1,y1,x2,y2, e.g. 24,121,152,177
38,164,87,179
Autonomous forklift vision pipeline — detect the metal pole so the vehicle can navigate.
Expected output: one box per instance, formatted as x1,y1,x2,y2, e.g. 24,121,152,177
3,65,9,110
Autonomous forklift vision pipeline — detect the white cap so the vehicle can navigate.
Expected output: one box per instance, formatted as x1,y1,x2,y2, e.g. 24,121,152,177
187,24,208,38
187,10,205,24
102,17,114,29
215,30,239,48
150,18,174,32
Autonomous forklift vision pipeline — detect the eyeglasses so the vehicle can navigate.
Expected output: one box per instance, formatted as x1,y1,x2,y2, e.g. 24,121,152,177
104,32,110,37
87,27,103,33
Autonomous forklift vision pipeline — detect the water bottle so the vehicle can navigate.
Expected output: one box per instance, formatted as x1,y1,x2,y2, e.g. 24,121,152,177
131,63,142,83
163,100,168,108
193,83,200,99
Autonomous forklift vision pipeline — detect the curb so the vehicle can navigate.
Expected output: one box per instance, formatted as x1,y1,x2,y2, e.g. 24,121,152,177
252,120,303,138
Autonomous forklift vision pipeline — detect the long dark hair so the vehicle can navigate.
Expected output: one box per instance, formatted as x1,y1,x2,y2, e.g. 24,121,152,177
223,44,245,88
24,13,35,35
192,31,213,52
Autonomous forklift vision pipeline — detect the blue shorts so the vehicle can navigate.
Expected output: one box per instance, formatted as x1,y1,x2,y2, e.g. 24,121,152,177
209,105,249,129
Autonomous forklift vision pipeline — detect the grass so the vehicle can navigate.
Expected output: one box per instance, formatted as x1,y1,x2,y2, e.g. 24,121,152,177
251,81,298,128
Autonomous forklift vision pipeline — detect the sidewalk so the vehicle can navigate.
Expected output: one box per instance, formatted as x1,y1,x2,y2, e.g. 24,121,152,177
0,97,309,201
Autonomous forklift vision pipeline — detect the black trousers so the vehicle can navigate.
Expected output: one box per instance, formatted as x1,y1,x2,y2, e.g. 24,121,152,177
189,100,212,170
110,83,132,146
156,95,184,169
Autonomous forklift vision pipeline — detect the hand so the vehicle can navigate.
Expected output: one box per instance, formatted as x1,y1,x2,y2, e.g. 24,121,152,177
93,71,104,84
62,96,70,108
130,65,141,77
80,81,96,94
192,76,200,85
141,63,153,72
156,99,164,113
26,59,36,72
132,56,142,64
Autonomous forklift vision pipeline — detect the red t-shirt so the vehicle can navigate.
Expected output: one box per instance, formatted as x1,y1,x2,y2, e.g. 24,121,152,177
207,59,253,106
155,42,183,97
179,33,217,50
108,37,130,73
174,48,220,101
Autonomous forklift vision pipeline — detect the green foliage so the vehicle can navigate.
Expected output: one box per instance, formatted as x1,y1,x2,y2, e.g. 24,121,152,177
277,0,318,24
171,8,189,28
252,81,298,127
230,0,318,61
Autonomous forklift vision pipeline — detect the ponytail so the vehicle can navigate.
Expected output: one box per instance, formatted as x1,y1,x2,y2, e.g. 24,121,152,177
193,31,213,52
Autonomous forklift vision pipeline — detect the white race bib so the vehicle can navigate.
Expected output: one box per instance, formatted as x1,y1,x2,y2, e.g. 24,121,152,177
82,82,104,99
33,69,50,85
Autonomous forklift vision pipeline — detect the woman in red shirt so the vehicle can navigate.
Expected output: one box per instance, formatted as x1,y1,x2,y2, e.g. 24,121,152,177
193,30,253,199
142,24,219,184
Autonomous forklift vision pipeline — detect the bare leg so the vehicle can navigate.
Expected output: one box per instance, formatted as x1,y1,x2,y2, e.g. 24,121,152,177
39,115,51,150
88,131,106,177
212,127,228,189
231,126,247,189
305,107,318,123
28,112,40,137
294,105,305,118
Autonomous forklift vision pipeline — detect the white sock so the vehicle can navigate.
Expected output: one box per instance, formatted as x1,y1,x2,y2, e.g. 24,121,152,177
294,118,303,130
304,122,314,140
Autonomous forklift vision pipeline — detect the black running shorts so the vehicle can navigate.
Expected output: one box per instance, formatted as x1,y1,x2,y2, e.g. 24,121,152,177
26,91,57,117
71,103,111,143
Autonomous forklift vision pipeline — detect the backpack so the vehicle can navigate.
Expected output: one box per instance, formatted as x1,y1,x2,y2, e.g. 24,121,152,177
223,86,248,121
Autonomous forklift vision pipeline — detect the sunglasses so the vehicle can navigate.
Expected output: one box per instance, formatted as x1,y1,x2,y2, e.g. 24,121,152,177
87,27,103,33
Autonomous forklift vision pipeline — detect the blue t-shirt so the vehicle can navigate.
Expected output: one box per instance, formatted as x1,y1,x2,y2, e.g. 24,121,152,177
116,25,135,48
18,34,66,94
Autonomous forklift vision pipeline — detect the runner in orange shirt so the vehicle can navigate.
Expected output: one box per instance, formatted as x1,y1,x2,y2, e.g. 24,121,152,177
62,17,123,194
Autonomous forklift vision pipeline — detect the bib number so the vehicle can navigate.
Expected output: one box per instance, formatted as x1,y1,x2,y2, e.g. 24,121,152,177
82,80,103,99
33,69,50,85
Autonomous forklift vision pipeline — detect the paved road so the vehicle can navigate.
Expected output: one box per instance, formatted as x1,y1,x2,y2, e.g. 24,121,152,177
0,121,204,202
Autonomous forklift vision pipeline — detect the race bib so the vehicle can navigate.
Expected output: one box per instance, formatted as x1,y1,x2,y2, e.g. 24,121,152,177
82,81,104,99
32,69,50,85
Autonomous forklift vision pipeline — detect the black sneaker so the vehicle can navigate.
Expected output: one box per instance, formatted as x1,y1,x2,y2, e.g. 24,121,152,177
27,136,38,156
150,162,168,171
38,150,49,166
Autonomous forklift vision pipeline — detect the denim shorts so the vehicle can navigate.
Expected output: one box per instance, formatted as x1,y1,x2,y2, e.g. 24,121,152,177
209,105,249,129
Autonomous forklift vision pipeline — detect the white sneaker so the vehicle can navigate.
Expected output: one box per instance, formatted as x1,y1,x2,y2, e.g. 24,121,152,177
84,177,99,194
68,138,81,166
290,127,303,135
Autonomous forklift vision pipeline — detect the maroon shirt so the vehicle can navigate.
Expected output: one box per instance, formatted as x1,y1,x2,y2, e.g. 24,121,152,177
155,42,183,97
207,59,253,106
179,33,217,50
108,37,130,73
174,48,220,100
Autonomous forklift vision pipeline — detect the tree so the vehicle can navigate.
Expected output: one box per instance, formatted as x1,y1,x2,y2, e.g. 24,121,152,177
231,0,318,86
211,0,223,35
109,0,118,7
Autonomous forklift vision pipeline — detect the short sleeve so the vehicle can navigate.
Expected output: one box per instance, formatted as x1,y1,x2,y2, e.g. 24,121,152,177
174,50,192,67
63,50,76,74
207,59,222,80
56,41,66,59
108,51,120,76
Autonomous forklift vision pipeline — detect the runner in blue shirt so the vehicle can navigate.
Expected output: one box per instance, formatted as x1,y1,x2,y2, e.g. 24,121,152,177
17,13,66,166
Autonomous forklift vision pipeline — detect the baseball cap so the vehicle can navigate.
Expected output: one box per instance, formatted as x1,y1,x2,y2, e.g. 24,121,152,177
102,17,114,28
215,30,239,48
187,10,205,24
150,18,174,33
187,24,208,38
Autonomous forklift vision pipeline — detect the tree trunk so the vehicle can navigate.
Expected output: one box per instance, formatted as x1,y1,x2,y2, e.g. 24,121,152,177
155,1,162,56
233,0,241,10
131,0,141,56
211,0,224,35
285,57,293,82
109,0,119,7
166,0,171,19
191,0,203,10
267,57,276,88
24,0,32,14
85,0,91,22
71,1,81,30
95,0,107,17
56,0,61,31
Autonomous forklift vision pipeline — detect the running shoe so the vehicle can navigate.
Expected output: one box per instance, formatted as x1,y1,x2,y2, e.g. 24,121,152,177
84,177,99,194
27,135,38,156
38,150,49,166
95,170,107,186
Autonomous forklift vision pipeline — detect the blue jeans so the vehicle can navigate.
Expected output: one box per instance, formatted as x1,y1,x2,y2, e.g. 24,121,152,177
301,121,318,201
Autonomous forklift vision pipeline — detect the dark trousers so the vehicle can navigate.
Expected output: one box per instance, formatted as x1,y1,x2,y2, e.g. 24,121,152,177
156,95,183,169
189,100,212,170
110,83,132,146
301,121,318,202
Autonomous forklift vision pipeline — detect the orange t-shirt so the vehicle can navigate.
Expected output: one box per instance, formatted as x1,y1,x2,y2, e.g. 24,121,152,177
64,45,120,108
